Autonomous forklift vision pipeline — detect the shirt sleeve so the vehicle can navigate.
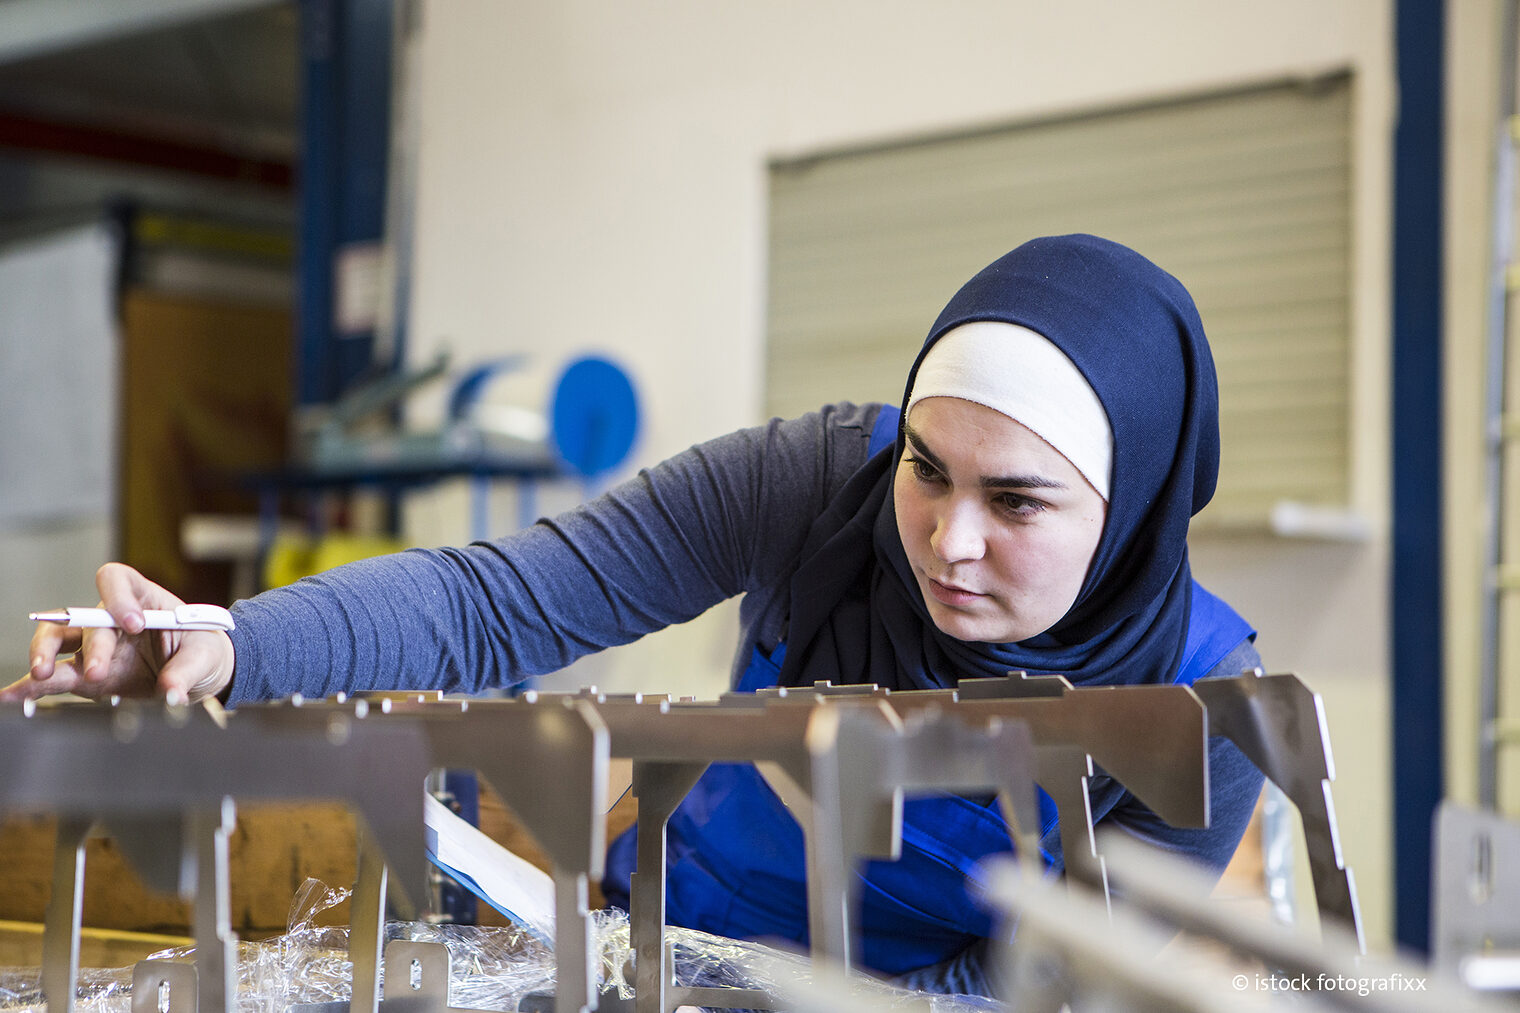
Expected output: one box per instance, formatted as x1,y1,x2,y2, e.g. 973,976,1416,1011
224,403,878,705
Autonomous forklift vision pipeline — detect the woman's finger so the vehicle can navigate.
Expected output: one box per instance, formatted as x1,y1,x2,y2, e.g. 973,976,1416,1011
77,627,121,684
95,563,152,634
96,562,186,634
27,619,81,681
0,652,85,701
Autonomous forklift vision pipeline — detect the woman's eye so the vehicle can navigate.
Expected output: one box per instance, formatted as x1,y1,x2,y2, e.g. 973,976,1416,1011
997,493,1047,516
907,456,942,483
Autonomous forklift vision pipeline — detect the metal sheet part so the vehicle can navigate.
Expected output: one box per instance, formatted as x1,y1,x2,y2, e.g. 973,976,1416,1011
189,800,238,1013
247,694,612,1013
377,941,471,1013
749,678,1211,828
130,960,198,1013
983,855,1344,1013
42,815,89,1013
4,699,433,1013
1090,832,1499,1013
572,695,1039,1012
4,667,1383,1013
742,677,1209,895
1191,672,1365,949
1432,802,1520,984
0,701,433,912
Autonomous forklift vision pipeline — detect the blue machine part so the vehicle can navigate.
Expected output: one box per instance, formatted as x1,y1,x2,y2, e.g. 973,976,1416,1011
550,356,640,478
447,355,529,421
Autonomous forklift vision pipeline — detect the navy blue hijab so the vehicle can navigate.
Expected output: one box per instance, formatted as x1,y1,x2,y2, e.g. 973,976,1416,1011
776,234,1221,691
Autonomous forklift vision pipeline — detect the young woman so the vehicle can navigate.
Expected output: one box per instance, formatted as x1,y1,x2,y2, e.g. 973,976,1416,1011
11,234,1264,995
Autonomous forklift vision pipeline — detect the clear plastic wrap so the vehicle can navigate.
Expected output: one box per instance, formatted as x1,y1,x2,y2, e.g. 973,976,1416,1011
0,964,137,1013
0,879,999,1013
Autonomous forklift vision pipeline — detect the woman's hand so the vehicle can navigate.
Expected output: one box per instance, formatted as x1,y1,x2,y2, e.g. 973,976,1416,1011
2,562,235,704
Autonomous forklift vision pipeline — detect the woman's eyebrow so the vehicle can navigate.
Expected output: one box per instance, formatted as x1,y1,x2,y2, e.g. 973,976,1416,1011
903,424,949,473
903,422,1069,490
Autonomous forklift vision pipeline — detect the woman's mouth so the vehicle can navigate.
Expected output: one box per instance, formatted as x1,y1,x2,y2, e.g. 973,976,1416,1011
926,576,985,607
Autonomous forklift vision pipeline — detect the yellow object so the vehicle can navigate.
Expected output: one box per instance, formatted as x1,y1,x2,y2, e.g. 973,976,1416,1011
134,212,294,261
0,919,191,970
263,533,408,589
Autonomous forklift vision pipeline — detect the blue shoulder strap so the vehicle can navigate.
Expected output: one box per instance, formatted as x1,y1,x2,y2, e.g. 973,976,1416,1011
869,403,901,458
1177,580,1255,685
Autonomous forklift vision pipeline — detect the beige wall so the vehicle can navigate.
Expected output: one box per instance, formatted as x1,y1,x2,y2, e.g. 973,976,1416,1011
1444,2,1505,813
401,0,1400,948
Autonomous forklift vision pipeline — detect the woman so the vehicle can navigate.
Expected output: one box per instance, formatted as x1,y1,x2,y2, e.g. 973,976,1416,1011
10,234,1264,994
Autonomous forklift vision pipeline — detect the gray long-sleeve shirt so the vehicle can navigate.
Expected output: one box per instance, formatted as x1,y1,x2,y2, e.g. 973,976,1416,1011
227,402,883,704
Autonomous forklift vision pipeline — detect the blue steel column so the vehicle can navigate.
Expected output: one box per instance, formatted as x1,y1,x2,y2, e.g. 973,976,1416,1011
1391,0,1444,954
297,0,395,407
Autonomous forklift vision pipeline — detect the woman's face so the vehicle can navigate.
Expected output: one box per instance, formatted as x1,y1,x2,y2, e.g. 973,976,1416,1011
893,396,1108,644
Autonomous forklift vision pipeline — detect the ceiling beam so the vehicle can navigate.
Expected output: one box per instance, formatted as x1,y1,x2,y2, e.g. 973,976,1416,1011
0,108,293,188
0,0,282,65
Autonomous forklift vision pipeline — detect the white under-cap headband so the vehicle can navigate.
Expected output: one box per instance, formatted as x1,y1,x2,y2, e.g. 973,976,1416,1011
905,321,1113,501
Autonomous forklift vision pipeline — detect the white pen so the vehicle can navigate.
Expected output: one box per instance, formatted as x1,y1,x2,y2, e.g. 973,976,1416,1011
28,604,236,633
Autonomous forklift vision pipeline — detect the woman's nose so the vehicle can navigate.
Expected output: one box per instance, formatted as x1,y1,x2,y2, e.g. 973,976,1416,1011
930,500,987,563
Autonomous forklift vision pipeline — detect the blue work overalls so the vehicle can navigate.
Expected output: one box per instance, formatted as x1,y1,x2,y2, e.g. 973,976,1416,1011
601,405,1251,974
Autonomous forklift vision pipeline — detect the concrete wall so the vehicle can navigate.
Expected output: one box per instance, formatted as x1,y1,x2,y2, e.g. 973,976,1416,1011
401,0,1399,947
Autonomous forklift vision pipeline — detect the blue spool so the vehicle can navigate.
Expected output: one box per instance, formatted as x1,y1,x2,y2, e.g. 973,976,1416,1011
550,356,640,478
